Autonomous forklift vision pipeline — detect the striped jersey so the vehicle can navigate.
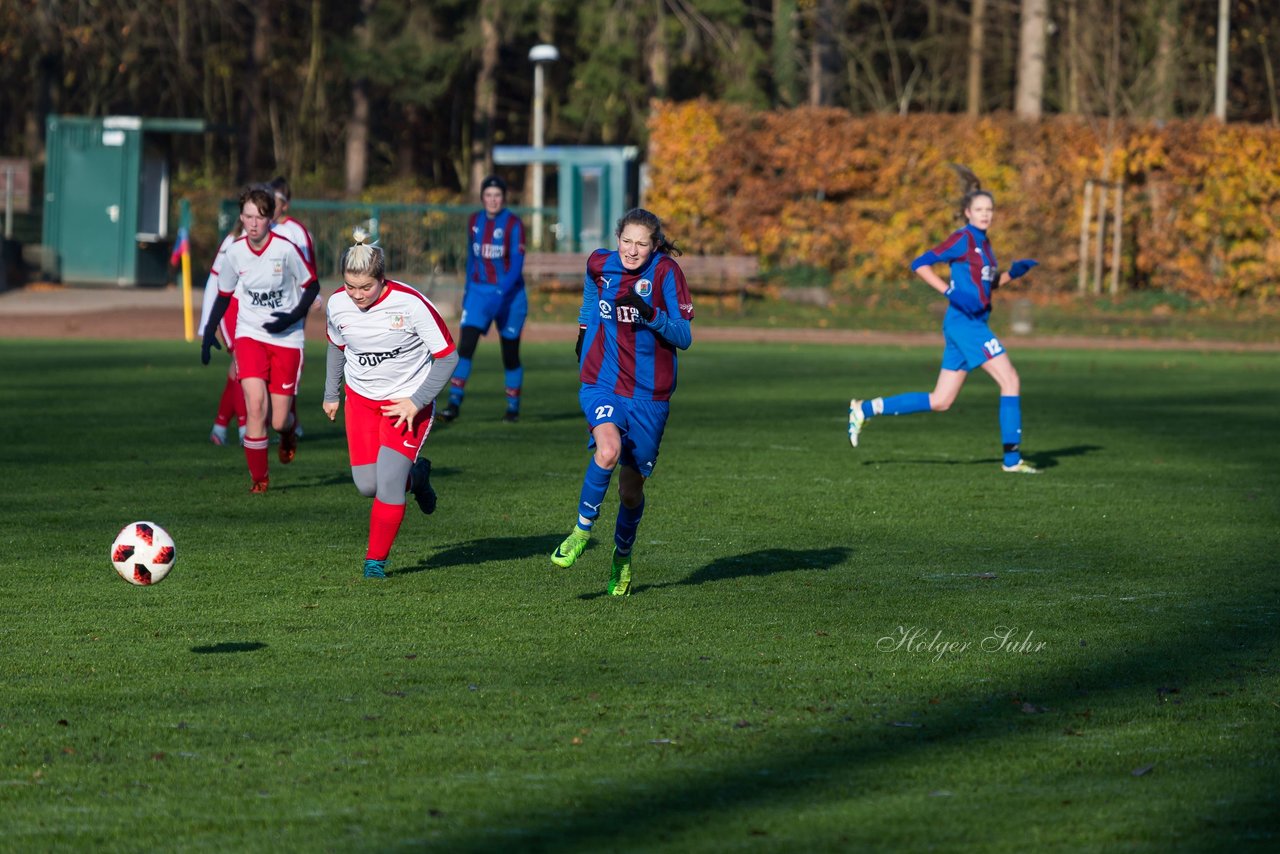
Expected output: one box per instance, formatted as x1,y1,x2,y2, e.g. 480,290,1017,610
912,224,999,317
217,232,317,348
326,280,457,402
578,249,695,401
465,208,525,292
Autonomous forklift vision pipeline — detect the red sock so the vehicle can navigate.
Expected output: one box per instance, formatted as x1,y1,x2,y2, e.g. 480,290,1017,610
214,377,239,427
243,436,270,482
366,499,406,561
234,385,247,428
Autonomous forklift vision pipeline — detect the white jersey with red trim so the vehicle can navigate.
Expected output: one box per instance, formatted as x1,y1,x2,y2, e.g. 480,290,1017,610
217,232,316,349
271,217,315,265
326,280,457,402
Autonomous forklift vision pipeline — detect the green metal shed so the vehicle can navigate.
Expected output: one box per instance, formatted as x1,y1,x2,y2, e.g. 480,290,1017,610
492,145,639,253
41,115,205,287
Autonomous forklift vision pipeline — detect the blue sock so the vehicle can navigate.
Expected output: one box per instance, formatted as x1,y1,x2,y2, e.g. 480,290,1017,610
1000,395,1023,467
449,358,472,407
504,366,523,413
880,392,932,416
576,459,613,531
614,498,645,555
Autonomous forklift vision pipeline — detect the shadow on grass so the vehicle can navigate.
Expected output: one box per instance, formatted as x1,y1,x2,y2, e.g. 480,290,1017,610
190,641,267,654
859,444,1104,472
391,535,567,576
427,583,1278,852
577,547,852,600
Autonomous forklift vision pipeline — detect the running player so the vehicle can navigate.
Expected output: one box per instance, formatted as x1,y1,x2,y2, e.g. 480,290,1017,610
201,184,319,493
550,208,695,596
323,229,459,579
439,175,527,423
268,175,317,440
199,220,246,446
847,165,1041,473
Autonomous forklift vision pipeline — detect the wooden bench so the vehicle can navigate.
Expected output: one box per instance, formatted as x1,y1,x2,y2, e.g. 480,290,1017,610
523,251,763,307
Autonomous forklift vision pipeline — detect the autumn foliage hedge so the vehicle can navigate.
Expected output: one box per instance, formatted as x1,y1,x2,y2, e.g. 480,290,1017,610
645,100,1280,301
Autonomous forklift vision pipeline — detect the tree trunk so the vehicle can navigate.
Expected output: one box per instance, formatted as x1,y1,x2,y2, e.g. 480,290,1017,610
966,0,986,116
1152,0,1178,120
1015,0,1047,119
469,0,500,195
237,0,271,184
344,0,376,198
808,0,841,106
293,0,324,176
648,0,669,100
397,103,421,181
773,0,799,107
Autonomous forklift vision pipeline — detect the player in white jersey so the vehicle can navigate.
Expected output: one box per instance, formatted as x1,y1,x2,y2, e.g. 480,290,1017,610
201,185,319,493
323,229,459,579
268,176,317,442
198,225,246,446
268,176,316,265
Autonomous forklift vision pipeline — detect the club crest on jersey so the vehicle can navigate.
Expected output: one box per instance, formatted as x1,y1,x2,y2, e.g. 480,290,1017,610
273,260,284,274
493,227,504,240
636,279,653,297
388,313,405,330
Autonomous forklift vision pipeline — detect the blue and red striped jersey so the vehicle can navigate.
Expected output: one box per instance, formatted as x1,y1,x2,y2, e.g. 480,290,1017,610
465,208,525,293
912,225,999,316
577,248,695,402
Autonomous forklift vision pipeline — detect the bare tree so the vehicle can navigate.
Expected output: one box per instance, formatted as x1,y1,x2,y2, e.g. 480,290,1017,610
469,0,500,194
967,0,987,116
648,0,669,99
344,0,376,198
809,0,843,106
235,0,272,184
773,0,800,107
1015,0,1048,119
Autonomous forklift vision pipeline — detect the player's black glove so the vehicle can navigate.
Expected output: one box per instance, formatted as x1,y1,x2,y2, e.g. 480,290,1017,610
616,290,654,322
575,326,585,360
263,310,304,334
200,326,222,366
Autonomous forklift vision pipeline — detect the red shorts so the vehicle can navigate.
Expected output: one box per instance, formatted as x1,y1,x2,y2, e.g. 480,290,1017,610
219,296,240,352
234,336,304,396
344,387,434,465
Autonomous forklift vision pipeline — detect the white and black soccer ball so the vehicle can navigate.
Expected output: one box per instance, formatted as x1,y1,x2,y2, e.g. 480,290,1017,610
110,521,176,586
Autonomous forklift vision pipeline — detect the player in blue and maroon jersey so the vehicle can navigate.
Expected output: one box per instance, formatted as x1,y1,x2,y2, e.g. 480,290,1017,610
439,175,527,423
550,208,695,596
848,165,1041,473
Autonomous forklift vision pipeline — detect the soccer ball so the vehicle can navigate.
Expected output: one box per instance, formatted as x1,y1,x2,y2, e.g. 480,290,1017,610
111,521,176,586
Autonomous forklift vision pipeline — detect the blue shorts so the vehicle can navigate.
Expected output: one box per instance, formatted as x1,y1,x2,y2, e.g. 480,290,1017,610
941,309,1006,372
460,284,527,339
579,386,670,478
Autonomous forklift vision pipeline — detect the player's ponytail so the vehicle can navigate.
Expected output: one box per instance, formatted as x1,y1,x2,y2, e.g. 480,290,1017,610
342,227,385,280
949,163,995,219
616,208,682,258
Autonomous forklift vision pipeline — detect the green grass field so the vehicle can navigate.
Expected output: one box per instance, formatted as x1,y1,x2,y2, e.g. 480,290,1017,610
1,337,1277,852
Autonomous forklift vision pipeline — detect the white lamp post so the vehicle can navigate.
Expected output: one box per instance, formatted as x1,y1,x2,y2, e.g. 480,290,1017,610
528,43,558,248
